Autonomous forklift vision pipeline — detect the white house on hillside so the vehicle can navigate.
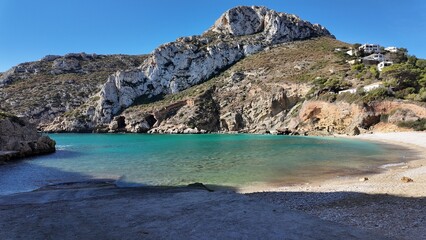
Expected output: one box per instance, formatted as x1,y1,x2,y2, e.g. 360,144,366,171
385,46,398,53
363,53,385,62
363,82,383,91
346,49,356,56
359,44,381,54
347,59,361,65
377,61,393,71
339,82,384,94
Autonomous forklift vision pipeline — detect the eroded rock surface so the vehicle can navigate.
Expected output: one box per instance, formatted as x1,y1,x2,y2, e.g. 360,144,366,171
91,6,333,125
0,115,55,163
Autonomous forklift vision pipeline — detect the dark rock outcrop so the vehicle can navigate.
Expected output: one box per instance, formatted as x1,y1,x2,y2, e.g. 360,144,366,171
0,114,55,163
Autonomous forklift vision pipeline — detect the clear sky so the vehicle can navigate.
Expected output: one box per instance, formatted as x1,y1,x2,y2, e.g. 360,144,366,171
0,0,425,72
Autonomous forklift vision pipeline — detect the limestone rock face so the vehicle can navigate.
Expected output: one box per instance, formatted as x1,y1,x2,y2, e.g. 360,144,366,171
286,100,426,135
91,6,333,125
117,75,304,134
210,6,333,41
0,115,56,163
51,58,81,74
0,53,147,128
291,101,374,135
211,6,266,36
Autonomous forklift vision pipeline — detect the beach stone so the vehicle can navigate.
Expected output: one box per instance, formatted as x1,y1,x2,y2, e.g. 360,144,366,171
351,126,361,136
401,176,413,183
359,177,369,182
0,115,55,163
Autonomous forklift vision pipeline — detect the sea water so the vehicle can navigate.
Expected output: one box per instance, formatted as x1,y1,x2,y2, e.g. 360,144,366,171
0,134,411,195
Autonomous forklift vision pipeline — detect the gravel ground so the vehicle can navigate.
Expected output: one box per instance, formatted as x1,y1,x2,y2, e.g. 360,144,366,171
0,183,387,240
247,191,426,240
247,132,426,240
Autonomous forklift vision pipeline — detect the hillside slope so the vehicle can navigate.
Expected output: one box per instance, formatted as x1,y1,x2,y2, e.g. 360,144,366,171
0,53,147,126
2,6,425,135
62,37,424,135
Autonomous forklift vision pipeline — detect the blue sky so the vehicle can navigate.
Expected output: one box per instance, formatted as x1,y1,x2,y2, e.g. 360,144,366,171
0,0,425,72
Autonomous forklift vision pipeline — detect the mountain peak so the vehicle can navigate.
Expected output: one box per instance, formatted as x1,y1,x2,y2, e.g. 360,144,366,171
209,6,333,39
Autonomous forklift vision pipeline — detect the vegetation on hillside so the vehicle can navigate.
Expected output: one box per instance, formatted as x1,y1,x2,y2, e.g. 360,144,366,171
123,37,426,116
382,60,426,101
123,37,351,115
0,54,147,124
305,43,426,103
2,36,425,134
0,111,15,120
397,118,426,131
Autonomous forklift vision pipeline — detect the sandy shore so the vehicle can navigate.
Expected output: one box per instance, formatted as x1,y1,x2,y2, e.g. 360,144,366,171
247,131,426,239
249,132,426,197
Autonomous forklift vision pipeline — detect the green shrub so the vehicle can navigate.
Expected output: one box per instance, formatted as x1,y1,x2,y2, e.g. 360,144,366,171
397,118,426,131
318,92,337,102
381,64,421,91
335,92,362,103
351,63,364,71
395,87,416,99
0,111,15,119
362,87,391,102
369,66,379,79
416,59,426,70
380,114,389,123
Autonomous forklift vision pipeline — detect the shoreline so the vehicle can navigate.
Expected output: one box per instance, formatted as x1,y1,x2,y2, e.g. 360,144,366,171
1,131,424,239
242,132,426,197
245,131,426,239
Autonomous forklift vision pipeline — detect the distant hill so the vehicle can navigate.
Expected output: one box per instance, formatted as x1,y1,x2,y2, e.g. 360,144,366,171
0,53,147,126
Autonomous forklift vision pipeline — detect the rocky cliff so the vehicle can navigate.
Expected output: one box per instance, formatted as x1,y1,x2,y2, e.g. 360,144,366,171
0,113,56,163
2,6,425,135
54,6,332,129
0,53,147,127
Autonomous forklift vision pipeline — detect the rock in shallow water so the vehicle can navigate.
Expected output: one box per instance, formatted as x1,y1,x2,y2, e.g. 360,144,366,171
0,114,55,163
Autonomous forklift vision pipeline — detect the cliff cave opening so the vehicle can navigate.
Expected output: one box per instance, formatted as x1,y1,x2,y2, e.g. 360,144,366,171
116,116,126,129
145,115,157,127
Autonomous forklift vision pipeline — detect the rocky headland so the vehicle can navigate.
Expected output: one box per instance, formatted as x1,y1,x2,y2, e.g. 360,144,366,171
0,113,56,163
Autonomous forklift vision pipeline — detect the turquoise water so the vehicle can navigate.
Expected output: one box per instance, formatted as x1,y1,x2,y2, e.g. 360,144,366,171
0,134,409,195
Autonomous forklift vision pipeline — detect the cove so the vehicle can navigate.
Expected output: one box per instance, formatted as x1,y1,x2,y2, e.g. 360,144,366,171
0,134,411,195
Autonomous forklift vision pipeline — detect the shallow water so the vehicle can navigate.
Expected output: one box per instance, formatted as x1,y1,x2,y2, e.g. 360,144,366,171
0,134,411,195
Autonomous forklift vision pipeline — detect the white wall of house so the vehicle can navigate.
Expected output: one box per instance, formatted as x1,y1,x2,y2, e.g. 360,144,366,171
363,82,383,91
339,88,357,94
347,59,358,65
359,44,381,54
346,49,356,56
338,82,384,94
377,61,393,71
364,53,385,62
385,47,398,53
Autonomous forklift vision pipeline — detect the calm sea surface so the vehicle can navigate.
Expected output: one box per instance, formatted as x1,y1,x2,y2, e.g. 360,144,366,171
0,134,410,195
